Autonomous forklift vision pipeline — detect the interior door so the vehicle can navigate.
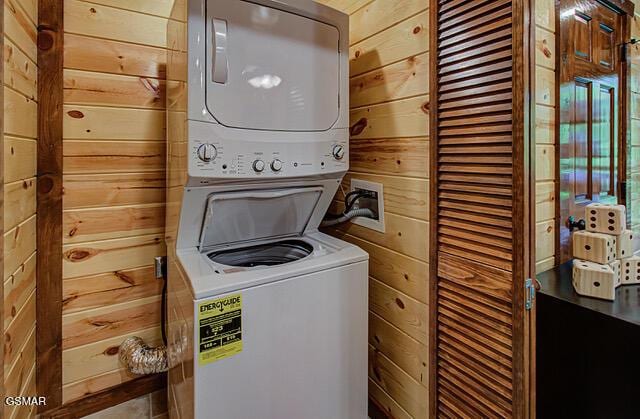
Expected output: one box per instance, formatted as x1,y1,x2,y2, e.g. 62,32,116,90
205,0,340,132
429,0,535,416
559,0,630,262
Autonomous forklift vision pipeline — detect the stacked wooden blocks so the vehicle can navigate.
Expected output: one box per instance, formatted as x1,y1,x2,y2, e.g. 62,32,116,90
572,203,634,301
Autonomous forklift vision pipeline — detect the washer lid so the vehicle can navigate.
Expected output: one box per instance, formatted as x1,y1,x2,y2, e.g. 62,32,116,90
199,187,323,251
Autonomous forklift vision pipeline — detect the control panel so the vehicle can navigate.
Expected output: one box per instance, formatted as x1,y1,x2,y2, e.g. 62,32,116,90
186,120,349,180
189,139,348,179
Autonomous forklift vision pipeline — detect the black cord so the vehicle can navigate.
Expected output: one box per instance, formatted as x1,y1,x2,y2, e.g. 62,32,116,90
160,261,168,346
322,190,376,222
345,190,374,213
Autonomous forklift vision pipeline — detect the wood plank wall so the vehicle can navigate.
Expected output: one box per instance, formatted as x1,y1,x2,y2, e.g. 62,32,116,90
60,0,174,404
630,9,640,246
534,0,557,272
3,0,38,417
317,1,429,417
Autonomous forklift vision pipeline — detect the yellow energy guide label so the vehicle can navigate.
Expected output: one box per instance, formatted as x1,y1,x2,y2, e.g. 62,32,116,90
198,294,242,365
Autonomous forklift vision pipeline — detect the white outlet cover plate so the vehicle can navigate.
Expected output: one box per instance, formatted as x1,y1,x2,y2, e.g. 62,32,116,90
350,178,385,233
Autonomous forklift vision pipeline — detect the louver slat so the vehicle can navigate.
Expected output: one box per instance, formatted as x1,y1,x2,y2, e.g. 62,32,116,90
430,0,533,415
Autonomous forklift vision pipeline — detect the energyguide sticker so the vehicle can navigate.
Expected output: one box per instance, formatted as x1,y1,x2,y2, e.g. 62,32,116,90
198,293,242,365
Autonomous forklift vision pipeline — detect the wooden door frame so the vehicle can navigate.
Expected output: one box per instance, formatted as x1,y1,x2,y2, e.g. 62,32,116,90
428,0,536,415
555,0,635,265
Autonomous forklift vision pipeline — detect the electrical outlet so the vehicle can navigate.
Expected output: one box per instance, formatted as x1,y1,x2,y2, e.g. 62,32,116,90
349,179,385,233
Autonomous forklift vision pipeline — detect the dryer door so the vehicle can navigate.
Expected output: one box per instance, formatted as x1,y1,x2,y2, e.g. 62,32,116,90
205,0,340,132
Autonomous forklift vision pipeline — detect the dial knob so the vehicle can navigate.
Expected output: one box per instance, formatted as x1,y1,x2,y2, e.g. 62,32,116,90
252,159,265,172
271,159,283,172
332,144,345,160
197,143,217,162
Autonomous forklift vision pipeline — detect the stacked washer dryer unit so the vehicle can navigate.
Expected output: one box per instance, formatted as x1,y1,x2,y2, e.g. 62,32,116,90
166,1,368,418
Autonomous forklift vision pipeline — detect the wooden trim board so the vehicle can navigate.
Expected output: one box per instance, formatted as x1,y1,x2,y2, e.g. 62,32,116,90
40,373,165,419
37,0,64,411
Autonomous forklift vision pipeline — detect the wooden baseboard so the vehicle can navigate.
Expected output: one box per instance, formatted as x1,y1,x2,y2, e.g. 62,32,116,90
39,373,166,419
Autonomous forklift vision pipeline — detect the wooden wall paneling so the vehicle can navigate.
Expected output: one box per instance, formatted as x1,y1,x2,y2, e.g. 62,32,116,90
533,0,559,270
64,34,167,79
64,69,166,109
4,0,39,415
350,10,428,77
60,0,172,409
368,378,412,419
4,251,34,330
4,87,36,137
63,105,165,140
429,0,535,415
350,137,429,177
4,219,36,299
4,178,35,232
37,0,62,411
63,140,166,174
4,0,37,63
62,172,165,209
349,0,426,45
5,328,35,417
349,95,429,139
350,52,429,108
368,345,428,418
74,0,179,19
63,204,165,243
62,233,165,279
4,291,34,378
65,0,167,48
62,266,161,314
4,136,35,181
0,0,4,406
319,0,372,15
4,37,37,100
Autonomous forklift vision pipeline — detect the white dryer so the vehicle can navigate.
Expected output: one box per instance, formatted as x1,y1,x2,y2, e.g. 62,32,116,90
165,1,368,418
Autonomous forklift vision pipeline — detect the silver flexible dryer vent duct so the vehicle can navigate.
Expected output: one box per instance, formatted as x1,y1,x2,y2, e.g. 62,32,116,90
320,208,375,227
119,336,168,375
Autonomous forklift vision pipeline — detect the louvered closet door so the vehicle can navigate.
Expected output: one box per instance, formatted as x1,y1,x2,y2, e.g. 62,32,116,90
429,0,535,417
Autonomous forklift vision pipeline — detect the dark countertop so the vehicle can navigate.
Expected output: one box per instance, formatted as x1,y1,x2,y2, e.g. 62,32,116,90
537,261,640,327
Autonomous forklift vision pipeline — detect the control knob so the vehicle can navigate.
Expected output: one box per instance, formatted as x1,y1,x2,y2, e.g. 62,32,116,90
332,144,345,160
197,143,217,162
271,159,283,172
252,159,265,173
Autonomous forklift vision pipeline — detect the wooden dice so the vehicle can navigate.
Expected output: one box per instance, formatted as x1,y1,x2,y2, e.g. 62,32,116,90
615,229,634,259
572,259,618,301
611,259,621,288
572,230,617,264
585,203,626,235
621,256,640,285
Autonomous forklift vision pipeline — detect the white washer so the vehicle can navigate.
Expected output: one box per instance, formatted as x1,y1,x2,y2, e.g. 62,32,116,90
166,1,368,418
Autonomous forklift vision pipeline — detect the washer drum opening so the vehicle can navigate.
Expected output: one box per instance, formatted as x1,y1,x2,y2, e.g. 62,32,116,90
207,240,313,267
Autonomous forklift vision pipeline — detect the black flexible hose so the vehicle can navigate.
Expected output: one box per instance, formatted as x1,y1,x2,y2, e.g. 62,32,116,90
161,277,167,346
160,260,168,346
345,190,374,213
